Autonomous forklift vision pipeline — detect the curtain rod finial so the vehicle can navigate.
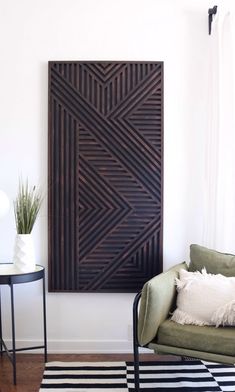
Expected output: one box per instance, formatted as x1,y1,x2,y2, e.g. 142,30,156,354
208,5,218,35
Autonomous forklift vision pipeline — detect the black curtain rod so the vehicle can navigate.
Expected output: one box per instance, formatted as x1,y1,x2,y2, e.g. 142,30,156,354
208,5,217,35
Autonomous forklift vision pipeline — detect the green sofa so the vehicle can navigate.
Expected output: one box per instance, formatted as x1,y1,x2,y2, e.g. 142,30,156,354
133,244,235,391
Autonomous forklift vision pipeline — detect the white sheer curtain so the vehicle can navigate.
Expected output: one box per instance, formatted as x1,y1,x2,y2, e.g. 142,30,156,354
203,8,235,252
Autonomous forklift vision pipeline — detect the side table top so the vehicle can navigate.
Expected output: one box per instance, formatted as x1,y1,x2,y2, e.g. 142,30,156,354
0,263,44,277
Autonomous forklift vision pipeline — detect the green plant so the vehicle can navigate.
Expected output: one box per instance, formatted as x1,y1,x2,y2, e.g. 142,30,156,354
14,180,42,234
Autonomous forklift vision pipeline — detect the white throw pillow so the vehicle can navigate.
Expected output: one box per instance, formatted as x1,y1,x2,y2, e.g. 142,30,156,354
171,268,235,327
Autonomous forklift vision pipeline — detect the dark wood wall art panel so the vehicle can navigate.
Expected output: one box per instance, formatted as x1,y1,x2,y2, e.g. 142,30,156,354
48,61,163,292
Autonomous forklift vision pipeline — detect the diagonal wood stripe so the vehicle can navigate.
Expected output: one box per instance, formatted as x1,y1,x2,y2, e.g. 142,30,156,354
79,155,131,211
108,67,162,119
79,208,131,264
50,70,161,197
82,216,161,291
79,125,158,206
110,118,162,200
83,63,127,84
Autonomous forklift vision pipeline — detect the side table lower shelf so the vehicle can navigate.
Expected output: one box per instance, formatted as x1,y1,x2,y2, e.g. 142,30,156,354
0,264,47,384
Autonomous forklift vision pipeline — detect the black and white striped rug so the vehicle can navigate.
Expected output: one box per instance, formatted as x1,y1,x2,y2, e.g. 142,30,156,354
39,360,235,391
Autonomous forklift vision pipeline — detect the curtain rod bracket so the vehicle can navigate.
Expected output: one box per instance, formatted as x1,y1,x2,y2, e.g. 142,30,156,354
208,5,217,35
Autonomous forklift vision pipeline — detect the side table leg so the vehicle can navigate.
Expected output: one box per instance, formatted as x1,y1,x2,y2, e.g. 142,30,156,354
0,287,2,355
10,282,16,385
42,273,47,363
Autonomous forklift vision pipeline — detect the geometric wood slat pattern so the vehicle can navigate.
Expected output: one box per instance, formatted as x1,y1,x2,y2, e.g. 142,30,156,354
48,61,163,292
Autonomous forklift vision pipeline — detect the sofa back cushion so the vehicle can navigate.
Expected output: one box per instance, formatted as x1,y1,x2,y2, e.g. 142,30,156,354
189,244,235,277
138,262,188,346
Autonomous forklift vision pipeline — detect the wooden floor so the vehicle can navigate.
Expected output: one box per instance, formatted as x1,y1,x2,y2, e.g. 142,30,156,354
0,353,179,392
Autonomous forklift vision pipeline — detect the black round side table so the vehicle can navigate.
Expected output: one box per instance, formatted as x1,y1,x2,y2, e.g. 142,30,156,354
0,263,47,384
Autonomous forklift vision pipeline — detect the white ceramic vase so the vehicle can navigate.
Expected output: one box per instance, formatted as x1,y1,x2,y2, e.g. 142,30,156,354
13,234,36,272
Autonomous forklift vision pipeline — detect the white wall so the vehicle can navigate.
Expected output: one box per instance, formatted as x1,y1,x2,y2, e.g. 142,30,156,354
0,0,218,353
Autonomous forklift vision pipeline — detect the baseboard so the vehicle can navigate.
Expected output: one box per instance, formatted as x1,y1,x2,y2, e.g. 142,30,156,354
4,339,151,354
48,339,133,353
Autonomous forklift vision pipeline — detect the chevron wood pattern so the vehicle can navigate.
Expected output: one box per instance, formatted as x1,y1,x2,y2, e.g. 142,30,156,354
48,61,163,292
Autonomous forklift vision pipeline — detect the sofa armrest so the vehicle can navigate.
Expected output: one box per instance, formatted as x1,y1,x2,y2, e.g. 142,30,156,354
138,262,188,346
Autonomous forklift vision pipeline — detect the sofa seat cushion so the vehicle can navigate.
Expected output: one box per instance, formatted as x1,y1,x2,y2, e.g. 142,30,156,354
156,319,235,357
